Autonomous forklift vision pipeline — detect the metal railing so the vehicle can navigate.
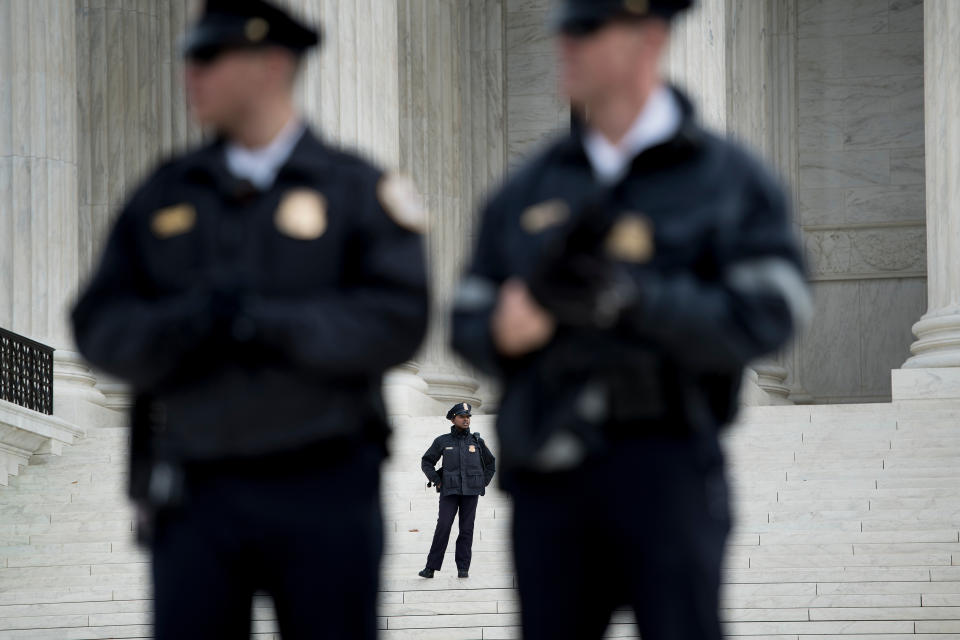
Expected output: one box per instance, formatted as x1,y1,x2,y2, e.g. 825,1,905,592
0,327,54,415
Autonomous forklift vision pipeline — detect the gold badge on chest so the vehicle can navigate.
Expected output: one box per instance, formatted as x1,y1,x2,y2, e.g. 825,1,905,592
150,203,196,239
469,445,476,453
520,199,570,234
275,189,328,240
605,214,655,263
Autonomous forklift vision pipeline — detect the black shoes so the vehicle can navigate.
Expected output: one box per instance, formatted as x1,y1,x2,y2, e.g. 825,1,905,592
418,567,467,578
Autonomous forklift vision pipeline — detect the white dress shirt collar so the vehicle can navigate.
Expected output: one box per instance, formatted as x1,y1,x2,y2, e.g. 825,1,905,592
225,117,307,190
583,85,682,185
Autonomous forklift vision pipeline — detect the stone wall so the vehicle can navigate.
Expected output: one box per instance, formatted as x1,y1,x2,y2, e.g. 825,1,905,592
796,0,926,402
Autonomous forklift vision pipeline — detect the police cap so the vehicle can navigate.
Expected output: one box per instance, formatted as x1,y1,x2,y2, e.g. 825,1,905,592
551,0,694,36
446,403,473,420
183,0,321,61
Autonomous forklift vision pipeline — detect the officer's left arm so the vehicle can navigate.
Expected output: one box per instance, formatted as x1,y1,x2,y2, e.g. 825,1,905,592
249,173,429,375
479,438,496,486
619,168,811,373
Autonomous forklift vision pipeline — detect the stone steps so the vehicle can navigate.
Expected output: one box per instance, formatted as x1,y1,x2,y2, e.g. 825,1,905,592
3,403,960,638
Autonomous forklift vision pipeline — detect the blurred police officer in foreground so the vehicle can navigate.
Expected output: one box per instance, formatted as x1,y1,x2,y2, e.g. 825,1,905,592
452,0,810,638
418,402,496,579
71,1,428,637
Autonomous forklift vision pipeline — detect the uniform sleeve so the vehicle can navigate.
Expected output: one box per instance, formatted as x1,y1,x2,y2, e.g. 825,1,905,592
620,166,811,373
71,192,213,390
450,192,509,376
249,174,429,376
479,437,496,486
421,438,443,484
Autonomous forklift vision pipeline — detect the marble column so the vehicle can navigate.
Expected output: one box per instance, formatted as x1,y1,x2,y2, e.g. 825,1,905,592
664,0,728,131
893,0,960,400
0,0,103,420
726,0,809,404
725,0,792,404
459,0,507,413
764,0,811,403
286,0,400,170
76,0,201,409
398,0,477,409
666,1,775,405
395,0,508,411
286,0,449,415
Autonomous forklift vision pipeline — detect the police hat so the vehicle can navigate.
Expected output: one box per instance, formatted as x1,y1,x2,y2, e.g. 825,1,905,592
446,403,473,420
551,0,693,36
183,0,321,60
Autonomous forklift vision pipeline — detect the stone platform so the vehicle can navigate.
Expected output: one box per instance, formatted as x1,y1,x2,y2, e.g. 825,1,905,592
1,401,959,639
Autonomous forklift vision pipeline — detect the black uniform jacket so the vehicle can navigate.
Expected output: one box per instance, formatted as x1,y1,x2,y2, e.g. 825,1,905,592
421,427,497,497
72,129,429,489
451,88,809,475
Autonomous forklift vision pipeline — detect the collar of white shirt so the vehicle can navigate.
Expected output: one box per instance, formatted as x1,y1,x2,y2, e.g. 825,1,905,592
225,117,307,190
583,86,682,185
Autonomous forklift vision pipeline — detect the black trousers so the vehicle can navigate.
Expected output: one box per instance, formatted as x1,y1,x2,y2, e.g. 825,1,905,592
151,446,383,640
425,493,479,572
511,435,730,640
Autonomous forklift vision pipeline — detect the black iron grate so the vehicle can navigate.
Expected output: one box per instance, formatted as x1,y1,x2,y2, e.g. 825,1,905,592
0,327,54,415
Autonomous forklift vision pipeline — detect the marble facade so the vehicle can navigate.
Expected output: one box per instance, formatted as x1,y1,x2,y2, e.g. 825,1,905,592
0,0,955,422
796,0,927,403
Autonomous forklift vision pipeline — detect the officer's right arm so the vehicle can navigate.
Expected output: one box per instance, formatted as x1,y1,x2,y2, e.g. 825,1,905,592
421,439,443,485
71,193,211,390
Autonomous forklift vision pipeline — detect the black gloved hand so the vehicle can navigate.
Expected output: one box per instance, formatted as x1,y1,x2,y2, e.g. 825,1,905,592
204,269,258,344
527,198,636,329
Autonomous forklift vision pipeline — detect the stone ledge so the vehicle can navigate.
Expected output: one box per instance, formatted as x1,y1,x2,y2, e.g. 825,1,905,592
892,368,960,401
0,401,84,486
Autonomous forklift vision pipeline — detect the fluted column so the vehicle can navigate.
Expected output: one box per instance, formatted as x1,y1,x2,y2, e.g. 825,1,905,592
286,0,400,169
459,0,507,413
725,0,790,404
726,0,809,404
664,0,728,131
398,0,478,409
893,0,960,400
76,0,201,409
0,0,101,419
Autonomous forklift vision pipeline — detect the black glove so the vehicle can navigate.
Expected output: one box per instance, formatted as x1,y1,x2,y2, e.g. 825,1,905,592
203,269,260,344
527,200,637,329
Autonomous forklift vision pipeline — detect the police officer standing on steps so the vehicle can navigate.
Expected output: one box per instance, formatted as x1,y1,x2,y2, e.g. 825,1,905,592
71,1,428,638
418,402,496,579
452,1,811,639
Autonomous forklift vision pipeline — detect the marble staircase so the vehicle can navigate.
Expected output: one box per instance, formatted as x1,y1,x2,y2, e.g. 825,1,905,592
1,402,959,639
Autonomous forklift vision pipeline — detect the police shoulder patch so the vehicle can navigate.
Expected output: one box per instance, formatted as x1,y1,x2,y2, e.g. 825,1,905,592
150,203,196,239
377,173,427,234
275,189,328,240
605,213,655,263
520,199,570,234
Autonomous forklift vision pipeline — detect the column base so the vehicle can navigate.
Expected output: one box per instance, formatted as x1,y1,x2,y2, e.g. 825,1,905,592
419,368,481,410
902,308,960,369
740,368,768,406
97,382,134,411
383,362,436,417
53,350,106,416
52,351,127,428
753,362,793,405
892,368,960,401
